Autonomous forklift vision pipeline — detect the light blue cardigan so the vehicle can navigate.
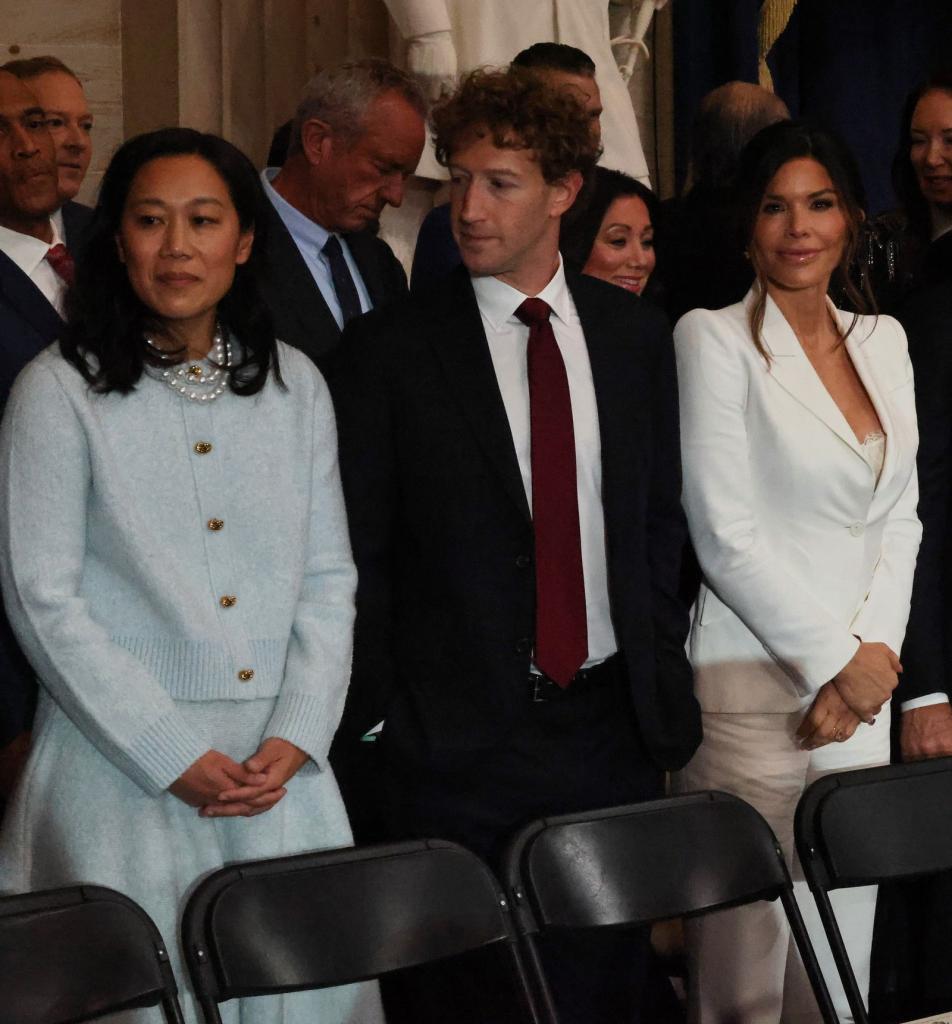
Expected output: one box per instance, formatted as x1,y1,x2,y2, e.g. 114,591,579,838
0,341,356,797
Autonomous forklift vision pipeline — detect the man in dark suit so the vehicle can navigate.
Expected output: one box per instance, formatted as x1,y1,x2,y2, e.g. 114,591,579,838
2,56,95,255
0,69,68,798
259,58,425,374
333,67,700,1023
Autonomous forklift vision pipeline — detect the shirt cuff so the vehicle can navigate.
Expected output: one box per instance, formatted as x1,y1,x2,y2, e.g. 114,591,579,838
900,692,950,712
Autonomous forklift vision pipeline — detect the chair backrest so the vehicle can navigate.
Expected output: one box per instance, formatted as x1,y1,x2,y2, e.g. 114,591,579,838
504,791,790,931
795,757,952,890
0,884,184,1024
503,792,839,1024
182,838,538,1020
795,759,952,1024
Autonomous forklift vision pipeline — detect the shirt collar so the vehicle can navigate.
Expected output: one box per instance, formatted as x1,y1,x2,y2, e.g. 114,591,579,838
0,218,61,280
261,166,333,254
470,255,573,332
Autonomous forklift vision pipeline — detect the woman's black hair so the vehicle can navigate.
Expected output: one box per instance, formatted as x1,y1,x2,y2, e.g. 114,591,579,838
892,70,952,242
560,168,661,298
734,119,873,360
60,127,280,395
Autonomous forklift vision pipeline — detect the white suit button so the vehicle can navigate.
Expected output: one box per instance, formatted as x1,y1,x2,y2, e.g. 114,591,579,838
849,522,865,537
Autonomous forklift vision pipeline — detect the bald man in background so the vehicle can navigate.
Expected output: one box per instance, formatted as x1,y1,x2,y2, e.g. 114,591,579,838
659,81,790,323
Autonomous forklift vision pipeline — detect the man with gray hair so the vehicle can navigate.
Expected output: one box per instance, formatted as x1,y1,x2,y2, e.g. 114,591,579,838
259,58,426,373
661,80,789,323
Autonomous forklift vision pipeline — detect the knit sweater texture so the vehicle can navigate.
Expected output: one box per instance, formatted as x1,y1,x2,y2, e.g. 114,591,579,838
0,341,356,796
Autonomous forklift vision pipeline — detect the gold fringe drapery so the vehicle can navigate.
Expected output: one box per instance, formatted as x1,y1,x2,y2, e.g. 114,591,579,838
758,0,798,91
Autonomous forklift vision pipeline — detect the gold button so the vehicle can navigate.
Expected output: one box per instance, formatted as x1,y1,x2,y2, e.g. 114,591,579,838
188,364,203,378
207,518,224,531
194,441,213,455
237,668,254,681
219,595,237,608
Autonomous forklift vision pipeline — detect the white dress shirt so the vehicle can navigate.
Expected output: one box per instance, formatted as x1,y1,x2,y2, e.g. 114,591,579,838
0,219,66,315
261,168,372,330
471,258,618,666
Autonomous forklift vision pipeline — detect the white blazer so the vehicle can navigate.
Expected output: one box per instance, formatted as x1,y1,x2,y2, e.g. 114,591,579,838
675,290,921,713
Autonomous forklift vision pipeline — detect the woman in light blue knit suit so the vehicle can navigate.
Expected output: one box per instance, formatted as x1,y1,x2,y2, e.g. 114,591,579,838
0,129,382,1023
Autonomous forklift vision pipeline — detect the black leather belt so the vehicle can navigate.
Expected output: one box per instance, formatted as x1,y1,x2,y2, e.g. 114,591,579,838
528,653,623,702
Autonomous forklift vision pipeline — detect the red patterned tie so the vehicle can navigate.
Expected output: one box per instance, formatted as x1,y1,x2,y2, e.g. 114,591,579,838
45,243,75,286
516,297,588,686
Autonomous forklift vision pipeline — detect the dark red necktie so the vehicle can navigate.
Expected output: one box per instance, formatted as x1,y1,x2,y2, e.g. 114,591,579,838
45,243,75,286
516,297,588,686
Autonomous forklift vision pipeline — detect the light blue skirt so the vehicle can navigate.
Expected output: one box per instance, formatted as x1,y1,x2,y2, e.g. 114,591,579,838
0,692,384,1024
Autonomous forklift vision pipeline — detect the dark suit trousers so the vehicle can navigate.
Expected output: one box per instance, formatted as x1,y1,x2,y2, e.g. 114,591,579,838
379,656,662,1024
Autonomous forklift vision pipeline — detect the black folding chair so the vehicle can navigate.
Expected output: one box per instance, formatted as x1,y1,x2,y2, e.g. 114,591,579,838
0,884,185,1024
503,790,839,1024
796,757,952,1024
182,838,541,1023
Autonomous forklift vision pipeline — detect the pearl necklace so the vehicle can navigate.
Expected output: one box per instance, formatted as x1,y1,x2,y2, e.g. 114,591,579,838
146,325,231,402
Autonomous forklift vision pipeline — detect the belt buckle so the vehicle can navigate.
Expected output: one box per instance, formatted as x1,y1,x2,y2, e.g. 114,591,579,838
531,675,549,703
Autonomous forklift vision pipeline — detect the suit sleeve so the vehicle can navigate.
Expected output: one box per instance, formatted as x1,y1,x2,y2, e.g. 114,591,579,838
676,309,860,695
850,320,921,655
645,312,696,705
899,289,952,701
264,365,358,765
328,313,397,747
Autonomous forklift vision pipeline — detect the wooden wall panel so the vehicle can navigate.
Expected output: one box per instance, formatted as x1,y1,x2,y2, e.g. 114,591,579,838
2,0,122,204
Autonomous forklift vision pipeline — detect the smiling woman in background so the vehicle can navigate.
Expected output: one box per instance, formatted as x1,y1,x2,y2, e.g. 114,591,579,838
561,167,660,300
0,127,380,1023
674,121,921,1023
870,71,952,310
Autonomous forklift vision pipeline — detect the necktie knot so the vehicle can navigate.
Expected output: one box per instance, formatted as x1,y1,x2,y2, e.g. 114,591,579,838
322,235,362,327
515,297,552,329
322,235,343,260
45,242,75,286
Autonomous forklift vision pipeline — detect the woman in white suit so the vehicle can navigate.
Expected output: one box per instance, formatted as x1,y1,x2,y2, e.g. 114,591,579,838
674,121,921,1023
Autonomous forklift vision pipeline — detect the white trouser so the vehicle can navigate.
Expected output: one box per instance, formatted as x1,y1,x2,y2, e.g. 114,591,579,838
673,708,890,1024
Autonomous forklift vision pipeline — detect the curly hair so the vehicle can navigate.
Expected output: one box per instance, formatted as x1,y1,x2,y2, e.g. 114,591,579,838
432,67,600,184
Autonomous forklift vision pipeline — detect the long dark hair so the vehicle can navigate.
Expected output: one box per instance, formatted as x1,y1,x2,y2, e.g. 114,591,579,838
892,71,952,242
561,168,661,300
735,120,873,361
60,127,280,395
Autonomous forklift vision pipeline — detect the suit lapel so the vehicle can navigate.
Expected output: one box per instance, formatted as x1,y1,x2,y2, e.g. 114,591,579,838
263,203,340,358
760,291,866,461
0,250,62,342
567,272,632,521
428,268,530,520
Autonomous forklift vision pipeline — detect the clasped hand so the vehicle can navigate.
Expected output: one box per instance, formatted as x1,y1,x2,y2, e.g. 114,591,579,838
796,642,899,750
169,737,309,817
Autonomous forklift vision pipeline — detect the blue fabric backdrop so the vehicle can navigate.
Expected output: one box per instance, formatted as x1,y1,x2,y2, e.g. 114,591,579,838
672,0,952,213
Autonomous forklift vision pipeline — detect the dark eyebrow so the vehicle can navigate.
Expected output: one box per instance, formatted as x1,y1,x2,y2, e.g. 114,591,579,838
130,196,226,207
23,106,44,119
763,188,836,200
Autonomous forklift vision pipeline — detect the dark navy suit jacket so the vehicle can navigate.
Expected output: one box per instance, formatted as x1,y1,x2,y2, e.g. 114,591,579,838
0,247,67,747
258,200,408,377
